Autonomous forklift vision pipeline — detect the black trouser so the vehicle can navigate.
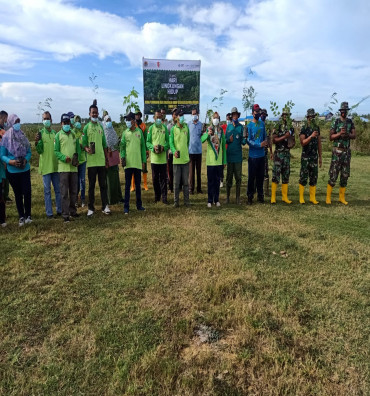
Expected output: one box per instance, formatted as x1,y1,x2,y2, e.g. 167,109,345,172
0,180,5,223
189,153,202,193
59,172,78,219
124,168,142,210
152,163,167,202
207,165,222,204
167,153,174,191
6,170,31,219
247,157,265,200
88,166,108,211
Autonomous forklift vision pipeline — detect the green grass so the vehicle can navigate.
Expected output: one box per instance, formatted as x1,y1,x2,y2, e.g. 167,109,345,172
1,146,369,395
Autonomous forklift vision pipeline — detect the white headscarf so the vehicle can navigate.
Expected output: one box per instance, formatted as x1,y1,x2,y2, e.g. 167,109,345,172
103,114,119,149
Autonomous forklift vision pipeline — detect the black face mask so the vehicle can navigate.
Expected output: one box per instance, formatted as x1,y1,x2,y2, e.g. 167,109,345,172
255,113,260,121
261,115,266,122
341,111,347,118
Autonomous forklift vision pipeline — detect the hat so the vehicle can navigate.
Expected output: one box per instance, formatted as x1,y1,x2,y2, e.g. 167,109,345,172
61,113,70,123
306,108,315,117
261,108,268,116
230,107,241,117
339,102,350,111
252,104,261,112
124,111,135,121
281,107,291,116
135,110,143,117
67,111,74,119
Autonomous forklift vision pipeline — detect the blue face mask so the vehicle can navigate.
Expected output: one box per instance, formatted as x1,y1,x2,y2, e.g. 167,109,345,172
62,125,71,132
70,118,74,125
155,118,162,126
179,116,185,124
105,121,112,128
91,117,98,122
128,121,134,128
13,123,21,131
43,120,51,128
74,122,81,129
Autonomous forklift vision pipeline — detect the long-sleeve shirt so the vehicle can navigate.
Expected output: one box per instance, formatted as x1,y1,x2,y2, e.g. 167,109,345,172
188,121,203,154
169,123,190,165
0,145,31,173
35,127,58,175
120,127,146,170
225,122,246,163
146,123,169,165
201,127,227,166
247,120,266,158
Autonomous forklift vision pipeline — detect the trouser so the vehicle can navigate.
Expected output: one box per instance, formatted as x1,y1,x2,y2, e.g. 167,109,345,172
6,170,31,219
207,165,222,204
152,163,167,202
226,162,242,193
167,152,174,191
88,166,108,211
59,172,78,219
272,150,290,184
189,153,202,193
0,180,5,223
328,148,351,188
4,178,9,200
124,168,142,210
299,155,318,186
42,172,61,216
264,150,269,180
247,156,265,199
173,163,189,205
77,161,86,201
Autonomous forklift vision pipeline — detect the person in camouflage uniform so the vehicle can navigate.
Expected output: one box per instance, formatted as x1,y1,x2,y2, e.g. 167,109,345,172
271,108,295,204
326,102,356,205
260,109,273,196
298,108,322,204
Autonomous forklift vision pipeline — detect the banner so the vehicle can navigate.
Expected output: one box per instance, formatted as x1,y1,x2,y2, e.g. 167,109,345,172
143,58,201,115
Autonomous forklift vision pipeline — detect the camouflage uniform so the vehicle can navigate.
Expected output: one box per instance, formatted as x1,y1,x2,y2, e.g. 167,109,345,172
328,118,354,188
263,121,273,180
299,124,320,186
272,122,294,184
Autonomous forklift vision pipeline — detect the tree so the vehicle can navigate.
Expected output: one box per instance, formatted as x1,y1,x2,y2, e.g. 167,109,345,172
36,97,52,124
89,73,99,95
123,87,140,115
242,86,257,117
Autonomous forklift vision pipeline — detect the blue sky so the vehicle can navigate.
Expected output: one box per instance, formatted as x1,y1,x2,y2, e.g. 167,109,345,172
0,0,369,122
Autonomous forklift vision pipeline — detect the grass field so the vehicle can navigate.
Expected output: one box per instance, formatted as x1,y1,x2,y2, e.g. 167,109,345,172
1,145,369,395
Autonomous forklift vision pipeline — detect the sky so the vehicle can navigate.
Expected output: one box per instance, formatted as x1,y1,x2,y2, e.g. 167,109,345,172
0,0,369,122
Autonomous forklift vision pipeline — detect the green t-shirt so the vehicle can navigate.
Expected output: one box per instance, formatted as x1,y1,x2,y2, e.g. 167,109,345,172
36,128,58,175
72,127,86,164
120,127,146,170
201,127,227,166
146,123,169,164
169,123,190,165
82,122,107,167
331,117,354,149
54,130,80,173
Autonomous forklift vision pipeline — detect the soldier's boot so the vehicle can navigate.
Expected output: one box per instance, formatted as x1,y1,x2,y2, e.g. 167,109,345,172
130,175,135,192
339,187,348,205
281,183,292,204
143,173,149,191
236,185,241,205
326,184,333,204
226,186,230,204
309,185,319,205
271,182,277,204
264,179,270,197
299,184,305,204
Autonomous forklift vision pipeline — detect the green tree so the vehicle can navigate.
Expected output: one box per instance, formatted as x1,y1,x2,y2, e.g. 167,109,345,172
242,86,257,117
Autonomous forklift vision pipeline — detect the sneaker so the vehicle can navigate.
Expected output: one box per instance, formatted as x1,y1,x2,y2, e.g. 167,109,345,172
64,217,70,223
87,210,94,217
216,202,221,207
137,206,146,211
220,181,224,188
124,208,129,215
25,216,32,224
1,222,7,228
19,217,25,227
102,205,111,215
6,197,12,203
207,203,212,208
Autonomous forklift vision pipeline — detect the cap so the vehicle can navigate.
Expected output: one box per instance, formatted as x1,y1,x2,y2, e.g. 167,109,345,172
252,104,261,112
67,111,75,119
61,113,70,123
135,110,143,117
306,108,315,117
124,111,135,121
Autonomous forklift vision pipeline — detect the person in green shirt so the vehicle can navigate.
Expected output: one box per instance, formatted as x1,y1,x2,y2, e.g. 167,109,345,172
54,114,81,223
147,110,170,204
81,100,110,217
71,114,86,207
201,112,226,208
120,112,146,214
35,111,62,218
169,109,190,207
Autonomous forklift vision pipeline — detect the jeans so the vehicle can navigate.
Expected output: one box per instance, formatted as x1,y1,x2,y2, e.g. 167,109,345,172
88,166,108,211
42,172,61,216
77,162,86,201
207,165,222,204
124,168,142,211
7,170,32,219
247,156,265,200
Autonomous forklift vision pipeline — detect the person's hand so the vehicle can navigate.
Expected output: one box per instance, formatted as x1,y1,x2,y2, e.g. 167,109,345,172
229,134,234,143
208,129,213,136
311,131,319,138
260,140,268,148
285,131,291,138
66,156,71,163
319,157,322,168
146,151,149,160
10,159,20,167
223,164,226,168
340,127,346,136
35,133,41,144
85,147,92,154
154,145,159,153
174,151,179,158
121,158,126,167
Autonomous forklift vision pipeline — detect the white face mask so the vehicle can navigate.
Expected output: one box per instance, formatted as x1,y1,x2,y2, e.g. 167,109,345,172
226,120,231,125
192,115,198,122
212,118,220,126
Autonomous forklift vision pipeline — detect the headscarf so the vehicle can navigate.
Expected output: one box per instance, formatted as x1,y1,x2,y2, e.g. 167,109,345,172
0,113,30,157
72,115,83,139
103,114,119,149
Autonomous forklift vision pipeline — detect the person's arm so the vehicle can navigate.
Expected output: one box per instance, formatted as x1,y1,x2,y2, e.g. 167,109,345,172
201,131,209,143
169,126,176,153
146,125,154,152
163,126,170,151
329,120,345,141
120,132,126,159
273,128,290,143
318,136,322,167
222,132,227,165
25,146,32,164
187,125,190,147
35,131,44,154
225,126,233,143
140,130,146,165
349,121,356,139
241,125,247,146
82,125,90,152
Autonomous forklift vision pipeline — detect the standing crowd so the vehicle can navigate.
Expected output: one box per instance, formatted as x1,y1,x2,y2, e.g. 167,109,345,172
0,101,356,226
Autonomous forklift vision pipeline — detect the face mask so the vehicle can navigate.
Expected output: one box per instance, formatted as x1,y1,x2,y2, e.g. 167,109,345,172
212,118,220,126
43,120,51,128
13,123,21,131
192,115,198,122
128,121,134,128
233,119,238,124
70,118,74,125
105,121,112,128
91,117,98,122
179,116,185,124
226,120,231,125
261,115,266,122
341,111,347,118
254,114,260,121
3,122,8,128
74,122,81,129
155,118,162,126
62,125,71,132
